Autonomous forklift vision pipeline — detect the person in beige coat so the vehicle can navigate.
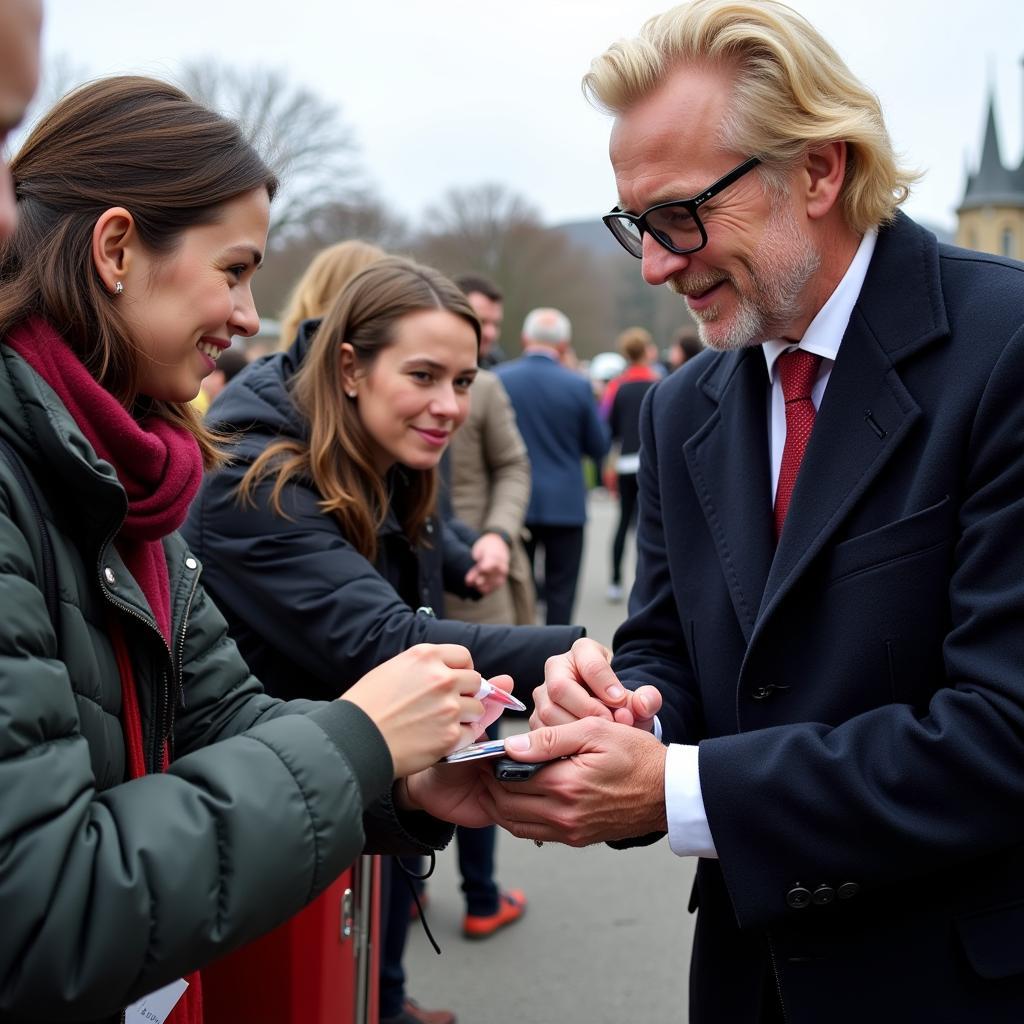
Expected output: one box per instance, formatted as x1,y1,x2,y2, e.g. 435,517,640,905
446,285,536,630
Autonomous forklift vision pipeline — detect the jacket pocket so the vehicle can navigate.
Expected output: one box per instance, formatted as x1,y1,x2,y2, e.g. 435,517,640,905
956,899,1024,980
826,496,953,583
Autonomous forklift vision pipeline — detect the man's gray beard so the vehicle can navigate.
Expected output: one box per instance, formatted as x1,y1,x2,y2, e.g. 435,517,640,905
669,205,821,352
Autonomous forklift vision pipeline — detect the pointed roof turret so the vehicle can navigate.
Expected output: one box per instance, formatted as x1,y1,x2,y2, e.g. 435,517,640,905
960,93,1024,211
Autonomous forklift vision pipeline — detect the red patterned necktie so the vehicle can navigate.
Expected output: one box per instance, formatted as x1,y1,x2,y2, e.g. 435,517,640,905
774,348,823,540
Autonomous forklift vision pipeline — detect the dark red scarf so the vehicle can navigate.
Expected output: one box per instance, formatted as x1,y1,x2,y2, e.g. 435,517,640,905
8,318,205,1024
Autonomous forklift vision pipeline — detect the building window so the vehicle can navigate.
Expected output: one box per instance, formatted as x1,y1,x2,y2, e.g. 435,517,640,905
1002,228,1015,258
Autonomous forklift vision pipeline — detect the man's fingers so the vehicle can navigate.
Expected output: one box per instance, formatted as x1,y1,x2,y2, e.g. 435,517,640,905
612,706,636,726
567,638,625,707
541,671,618,723
631,685,662,724
479,780,588,848
503,719,593,763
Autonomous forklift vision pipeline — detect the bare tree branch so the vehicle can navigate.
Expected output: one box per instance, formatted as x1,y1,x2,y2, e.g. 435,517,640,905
179,61,362,234
413,184,617,358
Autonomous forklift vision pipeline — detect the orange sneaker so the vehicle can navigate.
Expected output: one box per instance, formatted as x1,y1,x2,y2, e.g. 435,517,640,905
462,889,527,939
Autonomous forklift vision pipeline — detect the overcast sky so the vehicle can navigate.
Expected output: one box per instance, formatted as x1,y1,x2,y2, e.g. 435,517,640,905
39,0,1024,234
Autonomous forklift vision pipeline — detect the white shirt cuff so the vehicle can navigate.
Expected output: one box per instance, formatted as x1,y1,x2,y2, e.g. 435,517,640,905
664,743,718,859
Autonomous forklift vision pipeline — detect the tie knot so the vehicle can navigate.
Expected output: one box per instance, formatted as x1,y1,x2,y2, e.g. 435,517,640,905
777,348,822,404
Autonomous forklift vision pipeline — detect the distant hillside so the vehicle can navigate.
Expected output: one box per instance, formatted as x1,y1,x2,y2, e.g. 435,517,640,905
554,217,626,260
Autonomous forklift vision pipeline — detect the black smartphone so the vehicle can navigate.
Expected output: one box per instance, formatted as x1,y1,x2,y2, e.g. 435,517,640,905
492,757,552,782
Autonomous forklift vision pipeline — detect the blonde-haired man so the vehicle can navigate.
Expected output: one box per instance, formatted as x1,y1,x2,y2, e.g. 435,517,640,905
486,3,1024,1021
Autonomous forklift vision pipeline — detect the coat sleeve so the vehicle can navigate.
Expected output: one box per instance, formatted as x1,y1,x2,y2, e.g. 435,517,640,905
185,464,583,699
0,497,396,1019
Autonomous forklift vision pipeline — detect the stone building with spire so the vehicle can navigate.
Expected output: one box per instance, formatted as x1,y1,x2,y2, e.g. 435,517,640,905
957,76,1024,258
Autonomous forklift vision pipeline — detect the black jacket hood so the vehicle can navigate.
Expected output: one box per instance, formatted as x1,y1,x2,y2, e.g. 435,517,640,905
207,318,322,446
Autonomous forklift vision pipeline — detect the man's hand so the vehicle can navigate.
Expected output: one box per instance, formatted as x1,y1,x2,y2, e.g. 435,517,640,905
400,761,495,828
531,637,662,731
480,718,668,846
464,532,510,594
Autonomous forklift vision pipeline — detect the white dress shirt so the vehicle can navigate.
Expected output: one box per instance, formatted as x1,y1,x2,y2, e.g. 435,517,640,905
661,229,878,858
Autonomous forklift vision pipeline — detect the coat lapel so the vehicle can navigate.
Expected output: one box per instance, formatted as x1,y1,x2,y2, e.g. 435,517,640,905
756,315,920,624
755,212,949,630
685,349,776,643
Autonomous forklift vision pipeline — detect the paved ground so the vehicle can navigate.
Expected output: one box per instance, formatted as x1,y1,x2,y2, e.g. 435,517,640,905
406,492,696,1024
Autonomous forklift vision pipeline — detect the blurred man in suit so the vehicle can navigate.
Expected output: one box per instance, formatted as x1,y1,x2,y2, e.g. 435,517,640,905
497,308,608,625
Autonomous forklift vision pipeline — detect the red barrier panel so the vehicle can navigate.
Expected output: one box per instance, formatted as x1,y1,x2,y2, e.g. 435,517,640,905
204,856,380,1024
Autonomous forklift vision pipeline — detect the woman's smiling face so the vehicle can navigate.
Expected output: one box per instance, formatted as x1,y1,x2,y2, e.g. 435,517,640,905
117,187,269,403
347,307,479,474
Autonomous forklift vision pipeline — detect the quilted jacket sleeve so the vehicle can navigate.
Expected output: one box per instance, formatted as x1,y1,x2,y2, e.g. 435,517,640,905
184,466,582,697
0,487,430,1020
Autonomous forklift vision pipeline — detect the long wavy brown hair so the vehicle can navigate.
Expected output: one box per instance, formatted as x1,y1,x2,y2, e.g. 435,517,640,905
238,256,480,561
0,76,278,468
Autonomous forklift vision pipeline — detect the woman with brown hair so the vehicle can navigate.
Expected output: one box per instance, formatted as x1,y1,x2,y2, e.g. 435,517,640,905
184,255,584,1024
0,76,497,1024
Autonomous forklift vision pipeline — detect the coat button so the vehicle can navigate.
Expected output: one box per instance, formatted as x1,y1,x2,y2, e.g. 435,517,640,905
103,567,116,585
184,557,198,570
751,683,790,700
837,882,860,900
812,885,835,906
786,886,812,909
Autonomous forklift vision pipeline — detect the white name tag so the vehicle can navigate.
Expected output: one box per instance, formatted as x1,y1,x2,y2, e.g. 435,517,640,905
125,978,188,1024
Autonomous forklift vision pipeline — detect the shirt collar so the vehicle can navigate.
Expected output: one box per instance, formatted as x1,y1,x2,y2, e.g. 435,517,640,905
524,348,560,361
762,228,877,379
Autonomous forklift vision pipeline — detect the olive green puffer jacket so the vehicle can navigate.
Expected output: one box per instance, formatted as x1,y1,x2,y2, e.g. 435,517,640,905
0,344,452,1023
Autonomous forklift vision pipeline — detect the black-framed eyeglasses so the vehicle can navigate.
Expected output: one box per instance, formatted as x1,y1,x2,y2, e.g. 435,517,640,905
602,156,761,259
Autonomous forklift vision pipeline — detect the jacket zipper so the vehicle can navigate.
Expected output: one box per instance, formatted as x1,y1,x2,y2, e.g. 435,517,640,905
174,566,201,704
101,543,198,1024
167,567,201,760
97,535,176,775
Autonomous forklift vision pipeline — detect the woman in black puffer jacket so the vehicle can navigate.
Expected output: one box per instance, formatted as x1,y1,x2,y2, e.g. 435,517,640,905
185,259,582,704
184,257,585,1024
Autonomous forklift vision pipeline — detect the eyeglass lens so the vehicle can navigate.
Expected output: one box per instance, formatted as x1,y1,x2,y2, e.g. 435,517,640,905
610,204,702,257
646,205,701,251
611,218,644,255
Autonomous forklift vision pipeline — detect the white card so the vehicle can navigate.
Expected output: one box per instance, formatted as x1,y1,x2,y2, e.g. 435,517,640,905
443,738,507,763
125,978,188,1024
